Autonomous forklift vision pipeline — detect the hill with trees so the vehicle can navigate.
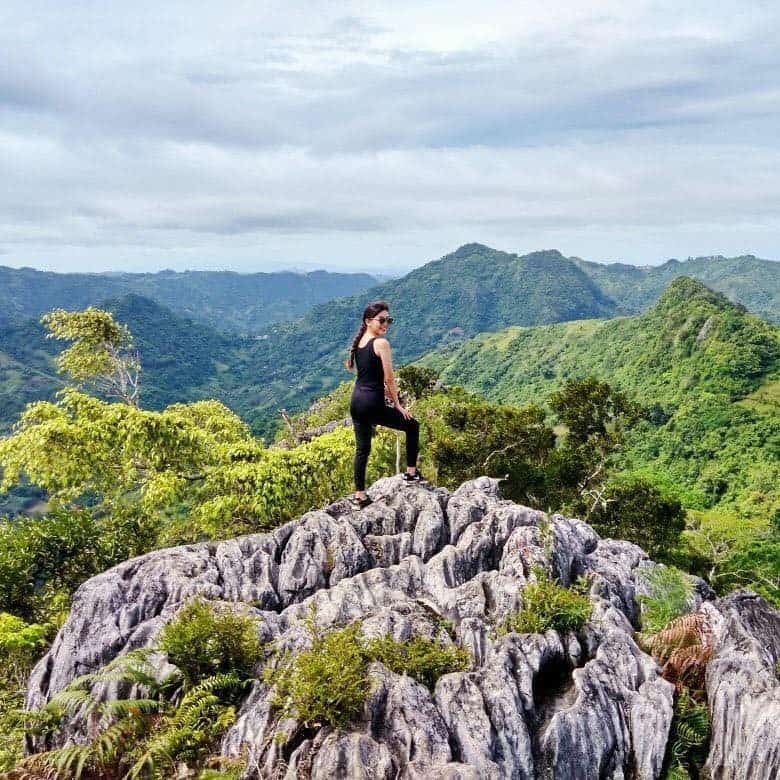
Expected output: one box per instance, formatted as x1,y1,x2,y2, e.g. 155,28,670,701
575,253,780,323
418,276,779,529
2,245,778,442
0,265,378,335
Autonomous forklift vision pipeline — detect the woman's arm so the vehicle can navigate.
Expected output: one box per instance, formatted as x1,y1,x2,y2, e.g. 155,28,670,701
373,338,410,418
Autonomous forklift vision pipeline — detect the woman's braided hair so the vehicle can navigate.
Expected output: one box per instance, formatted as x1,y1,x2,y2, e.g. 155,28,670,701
345,300,390,370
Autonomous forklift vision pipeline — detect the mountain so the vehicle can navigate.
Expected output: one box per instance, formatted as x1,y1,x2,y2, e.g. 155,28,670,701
236,245,620,427
418,277,780,516
3,245,779,442
0,266,378,335
0,245,621,436
575,253,780,323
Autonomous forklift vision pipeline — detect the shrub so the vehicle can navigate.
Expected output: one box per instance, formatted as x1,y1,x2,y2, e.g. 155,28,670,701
663,689,710,780
159,600,263,686
16,650,247,779
363,634,470,690
638,566,694,635
268,617,472,729
498,576,591,636
587,477,686,561
0,613,51,686
268,621,368,729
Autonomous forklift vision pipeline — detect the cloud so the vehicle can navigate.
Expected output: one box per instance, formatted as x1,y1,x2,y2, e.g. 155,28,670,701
0,1,779,270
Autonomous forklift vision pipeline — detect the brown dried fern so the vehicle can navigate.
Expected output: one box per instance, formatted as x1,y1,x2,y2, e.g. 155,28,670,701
642,610,715,698
644,611,713,662
663,645,714,695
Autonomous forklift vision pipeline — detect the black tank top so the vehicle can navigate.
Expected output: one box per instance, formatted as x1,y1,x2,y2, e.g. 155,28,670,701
354,338,384,393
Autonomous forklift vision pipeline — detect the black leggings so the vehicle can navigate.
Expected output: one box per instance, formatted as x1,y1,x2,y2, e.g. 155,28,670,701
350,400,419,491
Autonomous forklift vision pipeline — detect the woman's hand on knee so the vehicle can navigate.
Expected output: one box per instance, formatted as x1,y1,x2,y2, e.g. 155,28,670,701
395,401,411,420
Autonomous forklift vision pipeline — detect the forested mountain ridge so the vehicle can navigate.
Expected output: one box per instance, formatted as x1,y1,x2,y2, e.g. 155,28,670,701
0,245,622,435
418,277,780,518
227,244,621,429
2,245,778,439
0,265,378,335
575,253,780,323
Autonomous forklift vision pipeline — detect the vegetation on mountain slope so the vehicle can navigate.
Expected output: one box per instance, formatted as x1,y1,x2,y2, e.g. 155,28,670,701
0,245,620,438
420,278,779,517
575,253,780,324
0,279,776,772
0,265,378,335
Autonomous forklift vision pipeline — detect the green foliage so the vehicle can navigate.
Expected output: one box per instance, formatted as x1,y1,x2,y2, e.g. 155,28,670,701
498,575,592,636
397,364,440,401
716,537,780,607
0,613,50,684
186,424,389,541
268,615,471,730
0,388,251,513
663,689,711,780
0,509,158,623
268,620,369,730
159,600,264,686
420,388,555,503
638,566,695,635
0,614,52,771
549,376,642,447
419,279,779,534
16,643,251,778
587,477,686,561
363,634,470,690
673,510,779,607
42,306,139,395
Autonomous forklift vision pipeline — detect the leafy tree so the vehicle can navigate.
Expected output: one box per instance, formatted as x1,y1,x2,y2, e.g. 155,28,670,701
42,307,142,406
420,388,555,503
0,390,251,515
586,478,686,561
549,376,642,447
397,365,440,401
548,377,643,516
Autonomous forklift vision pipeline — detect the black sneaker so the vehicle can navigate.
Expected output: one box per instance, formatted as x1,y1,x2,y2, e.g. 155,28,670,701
402,470,426,483
351,494,373,509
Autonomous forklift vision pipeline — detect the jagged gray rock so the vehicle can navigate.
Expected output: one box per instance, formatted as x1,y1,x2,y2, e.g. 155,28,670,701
703,591,780,780
25,476,780,779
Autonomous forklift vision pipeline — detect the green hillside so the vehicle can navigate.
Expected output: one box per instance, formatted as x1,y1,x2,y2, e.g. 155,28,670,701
575,254,780,323
419,278,780,518
235,244,619,426
0,266,377,335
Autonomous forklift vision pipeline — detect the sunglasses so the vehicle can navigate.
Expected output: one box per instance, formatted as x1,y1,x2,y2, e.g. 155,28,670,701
373,316,394,325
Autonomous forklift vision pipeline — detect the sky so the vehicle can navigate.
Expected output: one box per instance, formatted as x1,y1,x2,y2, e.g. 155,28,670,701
1,1,779,274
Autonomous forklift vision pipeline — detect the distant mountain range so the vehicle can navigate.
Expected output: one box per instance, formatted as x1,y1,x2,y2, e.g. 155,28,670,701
1,244,778,438
0,266,378,335
574,253,780,323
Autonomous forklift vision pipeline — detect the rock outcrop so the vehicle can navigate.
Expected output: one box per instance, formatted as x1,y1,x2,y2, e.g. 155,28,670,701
26,476,780,779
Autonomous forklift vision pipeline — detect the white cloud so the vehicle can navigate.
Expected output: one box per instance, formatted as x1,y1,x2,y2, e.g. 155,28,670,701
0,1,779,271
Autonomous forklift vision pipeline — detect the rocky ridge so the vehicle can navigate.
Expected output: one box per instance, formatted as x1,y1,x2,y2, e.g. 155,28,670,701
26,477,780,779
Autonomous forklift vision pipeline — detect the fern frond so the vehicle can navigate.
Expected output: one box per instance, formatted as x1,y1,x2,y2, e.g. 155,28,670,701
97,696,161,719
663,646,713,693
645,611,712,662
46,688,94,717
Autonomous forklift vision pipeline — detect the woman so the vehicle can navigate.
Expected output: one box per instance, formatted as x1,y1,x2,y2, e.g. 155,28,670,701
345,300,424,508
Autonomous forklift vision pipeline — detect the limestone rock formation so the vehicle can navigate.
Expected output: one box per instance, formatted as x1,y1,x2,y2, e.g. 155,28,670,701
26,476,780,779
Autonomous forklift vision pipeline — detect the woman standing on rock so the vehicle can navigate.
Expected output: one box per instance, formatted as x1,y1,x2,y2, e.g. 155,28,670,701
345,300,424,508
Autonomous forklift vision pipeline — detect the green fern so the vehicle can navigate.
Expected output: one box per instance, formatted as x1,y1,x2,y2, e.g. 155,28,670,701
662,688,710,779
